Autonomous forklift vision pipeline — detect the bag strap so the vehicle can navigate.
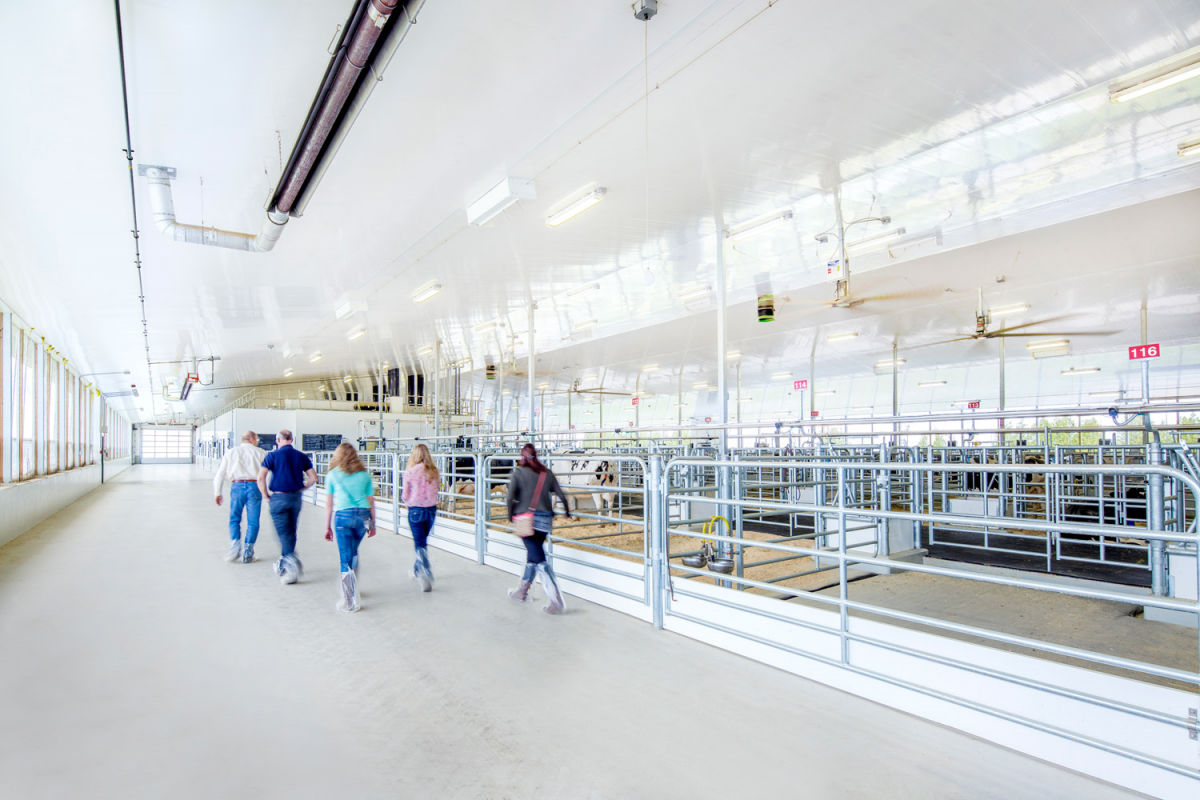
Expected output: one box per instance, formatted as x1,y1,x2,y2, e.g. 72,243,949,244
527,470,548,514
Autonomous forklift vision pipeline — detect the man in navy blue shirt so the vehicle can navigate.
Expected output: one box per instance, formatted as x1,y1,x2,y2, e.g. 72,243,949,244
256,429,317,585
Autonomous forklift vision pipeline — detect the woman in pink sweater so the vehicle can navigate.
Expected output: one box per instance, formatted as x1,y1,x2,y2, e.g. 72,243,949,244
401,444,441,592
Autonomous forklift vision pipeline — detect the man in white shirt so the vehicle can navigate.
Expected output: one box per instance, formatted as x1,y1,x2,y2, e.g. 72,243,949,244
214,430,268,563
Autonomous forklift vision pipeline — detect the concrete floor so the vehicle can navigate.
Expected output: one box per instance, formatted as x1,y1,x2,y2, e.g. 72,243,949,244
0,466,1148,800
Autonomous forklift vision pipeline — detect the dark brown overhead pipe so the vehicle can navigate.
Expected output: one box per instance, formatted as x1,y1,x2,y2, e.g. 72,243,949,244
274,0,402,214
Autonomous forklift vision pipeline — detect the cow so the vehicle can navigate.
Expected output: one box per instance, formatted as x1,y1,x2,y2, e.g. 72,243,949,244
557,452,618,516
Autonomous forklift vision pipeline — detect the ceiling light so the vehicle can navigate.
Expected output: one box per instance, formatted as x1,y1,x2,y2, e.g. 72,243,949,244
343,375,353,383
546,188,606,227
888,233,942,253
815,390,836,397
583,373,598,381
335,299,368,320
1178,137,1200,158
566,282,600,299
412,281,441,303
502,390,511,395
467,177,537,226
538,382,550,389
726,351,741,360
475,321,498,333
846,227,907,253
874,359,906,375
677,285,712,303
283,368,294,377
1027,339,1070,350
347,326,366,341
826,332,858,343
298,392,306,399
771,372,791,380
308,352,322,363
692,382,710,389
726,209,793,242
1109,57,1200,103
990,303,1029,317
642,364,659,372
417,345,434,356
852,406,873,412
1062,368,1101,376
574,319,598,331
318,384,327,391
918,380,947,388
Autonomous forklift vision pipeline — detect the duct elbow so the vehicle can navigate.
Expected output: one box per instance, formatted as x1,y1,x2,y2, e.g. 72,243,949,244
139,163,285,253
253,210,289,252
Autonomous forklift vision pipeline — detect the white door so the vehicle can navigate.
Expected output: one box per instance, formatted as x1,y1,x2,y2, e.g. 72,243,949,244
140,426,193,464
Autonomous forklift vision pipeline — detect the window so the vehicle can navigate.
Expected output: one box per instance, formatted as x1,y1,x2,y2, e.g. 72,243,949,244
20,330,35,480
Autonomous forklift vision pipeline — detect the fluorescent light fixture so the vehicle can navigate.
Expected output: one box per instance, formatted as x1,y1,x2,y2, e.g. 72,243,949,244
546,188,606,227
814,390,836,397
583,373,598,381
1027,339,1069,353
308,352,322,363
726,210,793,242
502,390,511,395
846,227,906,253
1062,368,1101,376
335,299,368,320
412,281,442,303
538,382,550,389
642,364,659,372
771,372,792,380
918,380,947,388
852,406,873,412
475,321,498,333
677,285,712,303
417,345,434,356
989,303,1029,317
826,332,859,343
1109,57,1200,103
692,382,710,390
467,177,536,226
318,384,327,391
875,359,905,368
726,351,741,360
283,368,294,377
574,319,598,331
888,233,941,253
343,375,353,383
566,282,600,299
298,392,306,399
1179,137,1200,158
347,326,366,341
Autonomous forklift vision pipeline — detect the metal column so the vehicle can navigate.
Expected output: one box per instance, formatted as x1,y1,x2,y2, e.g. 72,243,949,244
528,303,536,438
647,454,666,629
716,230,732,556
1148,441,1168,596
434,340,441,439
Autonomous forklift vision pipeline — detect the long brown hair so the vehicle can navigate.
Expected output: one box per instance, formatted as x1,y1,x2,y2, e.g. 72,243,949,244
518,443,547,474
330,442,365,474
407,443,440,483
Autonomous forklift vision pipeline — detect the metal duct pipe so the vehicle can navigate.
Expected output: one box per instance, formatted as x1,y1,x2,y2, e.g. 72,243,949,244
274,0,403,214
141,166,287,252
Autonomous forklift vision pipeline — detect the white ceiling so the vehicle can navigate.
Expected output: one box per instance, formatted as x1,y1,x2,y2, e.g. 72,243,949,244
1,0,1200,424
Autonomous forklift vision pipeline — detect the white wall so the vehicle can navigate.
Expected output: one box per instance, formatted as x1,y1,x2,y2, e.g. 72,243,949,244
222,408,435,450
0,457,132,549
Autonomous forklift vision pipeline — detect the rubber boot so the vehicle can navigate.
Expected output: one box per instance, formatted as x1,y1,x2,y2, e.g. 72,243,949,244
242,542,257,563
416,547,433,592
508,580,533,603
337,570,360,612
538,564,565,615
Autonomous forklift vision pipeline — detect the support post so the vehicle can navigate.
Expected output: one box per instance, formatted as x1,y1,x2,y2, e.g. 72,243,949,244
999,336,1006,445
392,451,401,535
474,454,486,564
434,340,441,440
648,454,665,629
716,230,731,554
528,303,536,440
1148,441,1168,597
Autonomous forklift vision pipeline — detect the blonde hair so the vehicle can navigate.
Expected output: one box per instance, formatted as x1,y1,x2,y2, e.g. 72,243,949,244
407,443,440,484
330,442,366,474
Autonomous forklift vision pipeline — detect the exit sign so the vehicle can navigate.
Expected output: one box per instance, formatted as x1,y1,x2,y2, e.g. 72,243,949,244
794,379,808,391
631,397,640,406
967,401,981,409
1128,344,1160,360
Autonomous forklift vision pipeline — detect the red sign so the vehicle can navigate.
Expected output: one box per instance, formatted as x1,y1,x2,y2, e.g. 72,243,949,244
704,416,712,423
967,401,981,409
631,397,640,406
1128,344,1160,360
793,379,807,391
570,425,576,430
186,373,200,383
810,411,819,418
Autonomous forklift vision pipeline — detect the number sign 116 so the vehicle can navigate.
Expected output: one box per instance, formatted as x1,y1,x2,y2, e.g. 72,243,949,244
1128,344,1160,360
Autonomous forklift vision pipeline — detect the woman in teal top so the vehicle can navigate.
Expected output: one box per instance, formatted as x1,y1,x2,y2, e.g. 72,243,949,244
323,443,377,612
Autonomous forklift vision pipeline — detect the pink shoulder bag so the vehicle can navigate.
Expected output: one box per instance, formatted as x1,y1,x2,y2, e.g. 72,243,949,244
511,471,548,538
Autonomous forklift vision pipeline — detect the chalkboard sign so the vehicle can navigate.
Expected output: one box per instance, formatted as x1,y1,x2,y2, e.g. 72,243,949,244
258,434,276,451
301,434,344,452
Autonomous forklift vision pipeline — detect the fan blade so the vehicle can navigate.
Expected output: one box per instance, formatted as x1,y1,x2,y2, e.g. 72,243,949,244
852,287,945,304
907,335,979,350
987,315,1075,334
989,330,1120,338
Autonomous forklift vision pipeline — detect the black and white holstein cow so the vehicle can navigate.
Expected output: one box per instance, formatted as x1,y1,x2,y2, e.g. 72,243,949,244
559,452,618,516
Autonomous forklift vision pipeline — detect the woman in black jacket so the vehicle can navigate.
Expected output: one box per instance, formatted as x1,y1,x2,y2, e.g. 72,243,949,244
505,443,572,613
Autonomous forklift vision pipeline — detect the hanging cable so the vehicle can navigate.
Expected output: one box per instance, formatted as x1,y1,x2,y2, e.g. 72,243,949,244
112,0,156,419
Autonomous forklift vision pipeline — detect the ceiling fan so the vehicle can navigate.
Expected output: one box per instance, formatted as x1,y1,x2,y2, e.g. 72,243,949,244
914,289,1117,348
565,378,631,397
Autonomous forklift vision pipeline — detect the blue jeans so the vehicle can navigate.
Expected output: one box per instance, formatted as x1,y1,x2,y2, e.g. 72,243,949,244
334,508,372,573
520,511,555,582
228,482,261,543
268,491,304,558
408,506,437,575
